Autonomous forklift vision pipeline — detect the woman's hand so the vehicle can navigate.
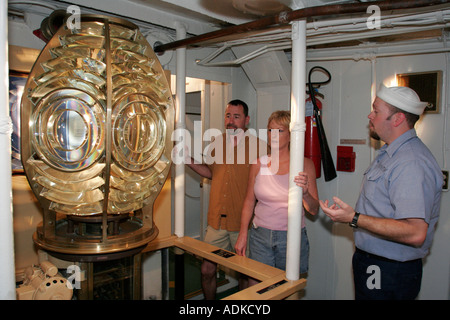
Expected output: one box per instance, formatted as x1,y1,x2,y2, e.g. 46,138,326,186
234,232,248,256
294,172,310,195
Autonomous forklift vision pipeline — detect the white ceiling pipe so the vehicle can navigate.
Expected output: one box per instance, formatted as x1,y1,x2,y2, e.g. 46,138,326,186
196,44,231,65
286,19,307,282
309,9,449,31
229,12,450,41
200,9,449,44
195,14,449,65
0,0,16,300
194,8,449,66
193,9,450,52
307,46,450,61
196,20,449,67
308,18,449,36
174,21,187,238
210,8,450,45
307,23,450,46
196,42,292,66
197,35,450,66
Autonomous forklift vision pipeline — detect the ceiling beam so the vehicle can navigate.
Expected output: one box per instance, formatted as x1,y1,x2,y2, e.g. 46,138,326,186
155,0,450,53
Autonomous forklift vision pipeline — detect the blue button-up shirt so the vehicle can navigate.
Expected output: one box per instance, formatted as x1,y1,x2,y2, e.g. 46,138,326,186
355,129,443,261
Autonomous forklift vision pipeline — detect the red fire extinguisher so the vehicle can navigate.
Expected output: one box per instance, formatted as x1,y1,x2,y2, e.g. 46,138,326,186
305,93,321,178
305,66,336,182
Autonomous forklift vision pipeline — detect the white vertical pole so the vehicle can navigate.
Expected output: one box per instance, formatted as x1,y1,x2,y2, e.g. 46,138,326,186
286,20,307,281
174,22,186,237
0,0,16,299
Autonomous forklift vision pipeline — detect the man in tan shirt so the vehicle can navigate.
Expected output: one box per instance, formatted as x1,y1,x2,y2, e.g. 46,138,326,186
187,99,266,299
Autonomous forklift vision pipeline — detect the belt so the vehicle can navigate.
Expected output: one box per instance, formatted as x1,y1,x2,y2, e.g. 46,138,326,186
355,247,421,264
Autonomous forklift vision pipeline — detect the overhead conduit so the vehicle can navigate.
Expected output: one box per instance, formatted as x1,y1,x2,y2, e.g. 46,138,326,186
194,8,450,66
154,0,449,54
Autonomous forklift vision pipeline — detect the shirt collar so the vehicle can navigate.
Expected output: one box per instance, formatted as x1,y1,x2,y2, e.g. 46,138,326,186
227,128,247,145
383,128,417,158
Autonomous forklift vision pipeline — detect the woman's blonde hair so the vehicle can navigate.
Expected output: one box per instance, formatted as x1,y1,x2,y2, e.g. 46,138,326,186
267,110,290,129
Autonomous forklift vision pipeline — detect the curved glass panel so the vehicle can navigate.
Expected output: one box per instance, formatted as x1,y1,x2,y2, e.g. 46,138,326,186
31,90,105,171
110,174,158,193
112,82,168,105
34,68,105,87
110,163,160,183
108,197,151,214
111,61,156,77
70,22,137,40
72,21,105,36
59,34,105,48
108,188,153,202
41,55,106,75
33,174,104,192
29,77,106,102
154,156,170,173
109,24,137,40
112,49,151,64
28,159,105,182
112,93,165,171
49,201,103,216
50,45,105,61
111,38,147,54
40,188,104,205
112,73,160,87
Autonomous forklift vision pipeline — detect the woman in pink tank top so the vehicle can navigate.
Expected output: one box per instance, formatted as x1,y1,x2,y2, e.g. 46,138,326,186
235,111,319,283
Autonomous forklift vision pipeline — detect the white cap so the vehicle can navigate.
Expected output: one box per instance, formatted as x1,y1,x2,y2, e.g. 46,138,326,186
377,83,428,115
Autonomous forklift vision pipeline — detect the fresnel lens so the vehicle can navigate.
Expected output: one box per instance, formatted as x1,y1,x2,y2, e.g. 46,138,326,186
21,15,174,256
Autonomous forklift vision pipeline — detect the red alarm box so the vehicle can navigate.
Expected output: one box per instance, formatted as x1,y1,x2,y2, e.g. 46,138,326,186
336,146,355,172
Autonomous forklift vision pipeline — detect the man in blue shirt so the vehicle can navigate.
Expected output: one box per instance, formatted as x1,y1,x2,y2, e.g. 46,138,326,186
320,84,443,300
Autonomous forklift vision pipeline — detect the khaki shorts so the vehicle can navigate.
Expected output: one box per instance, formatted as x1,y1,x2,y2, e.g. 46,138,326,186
204,225,240,253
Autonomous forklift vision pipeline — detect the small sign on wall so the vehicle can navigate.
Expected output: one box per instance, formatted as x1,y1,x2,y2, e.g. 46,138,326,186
336,146,355,172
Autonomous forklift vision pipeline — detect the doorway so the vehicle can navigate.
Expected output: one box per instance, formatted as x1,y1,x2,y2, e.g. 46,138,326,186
172,77,231,240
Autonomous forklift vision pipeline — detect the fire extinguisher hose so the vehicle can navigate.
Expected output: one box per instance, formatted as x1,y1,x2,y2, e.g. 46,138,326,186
307,66,337,182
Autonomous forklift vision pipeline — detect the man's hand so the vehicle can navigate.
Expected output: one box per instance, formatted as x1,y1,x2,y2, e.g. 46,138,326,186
319,196,355,224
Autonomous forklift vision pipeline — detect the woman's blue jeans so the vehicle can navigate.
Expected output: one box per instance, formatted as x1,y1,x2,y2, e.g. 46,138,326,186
249,225,309,274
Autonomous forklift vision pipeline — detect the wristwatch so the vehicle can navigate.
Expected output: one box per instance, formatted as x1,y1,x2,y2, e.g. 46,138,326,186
349,212,360,228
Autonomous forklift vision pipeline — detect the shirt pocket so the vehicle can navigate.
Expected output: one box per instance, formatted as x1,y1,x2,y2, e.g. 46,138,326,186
362,164,387,201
